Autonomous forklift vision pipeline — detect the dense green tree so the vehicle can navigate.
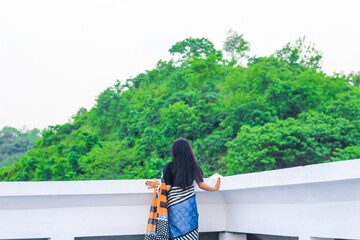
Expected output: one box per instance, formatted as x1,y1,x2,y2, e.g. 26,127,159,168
221,111,360,175
0,35,359,181
332,145,360,161
275,36,323,70
223,29,250,60
346,71,360,87
0,127,40,167
169,37,216,61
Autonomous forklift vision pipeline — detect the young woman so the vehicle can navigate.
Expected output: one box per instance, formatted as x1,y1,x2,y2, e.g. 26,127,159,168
145,138,221,240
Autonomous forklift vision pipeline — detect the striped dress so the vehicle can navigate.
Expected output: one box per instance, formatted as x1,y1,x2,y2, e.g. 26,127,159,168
167,185,199,240
145,163,200,240
163,161,200,240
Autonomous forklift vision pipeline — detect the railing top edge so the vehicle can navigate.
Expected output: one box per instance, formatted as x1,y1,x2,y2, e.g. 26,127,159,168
0,159,359,197
219,158,360,191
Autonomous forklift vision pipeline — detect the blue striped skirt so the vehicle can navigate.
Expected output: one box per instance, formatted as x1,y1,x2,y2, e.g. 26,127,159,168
167,186,199,240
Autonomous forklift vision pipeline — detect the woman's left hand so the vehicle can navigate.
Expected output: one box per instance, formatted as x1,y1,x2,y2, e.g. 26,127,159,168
145,178,159,189
214,177,221,191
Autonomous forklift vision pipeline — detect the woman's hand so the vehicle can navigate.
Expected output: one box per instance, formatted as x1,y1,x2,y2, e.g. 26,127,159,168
145,178,159,189
198,177,221,191
214,177,221,191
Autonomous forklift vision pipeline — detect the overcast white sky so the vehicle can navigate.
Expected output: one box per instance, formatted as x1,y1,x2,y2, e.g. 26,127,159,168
0,0,359,130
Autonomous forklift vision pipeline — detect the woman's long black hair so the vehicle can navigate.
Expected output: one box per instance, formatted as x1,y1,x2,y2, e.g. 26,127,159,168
170,138,203,188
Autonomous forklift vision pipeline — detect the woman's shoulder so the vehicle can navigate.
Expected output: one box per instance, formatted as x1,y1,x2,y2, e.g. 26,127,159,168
163,162,173,185
162,161,172,173
164,161,173,171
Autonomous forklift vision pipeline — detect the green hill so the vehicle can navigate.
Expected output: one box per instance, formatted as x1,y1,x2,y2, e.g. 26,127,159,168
1,35,359,181
0,127,40,168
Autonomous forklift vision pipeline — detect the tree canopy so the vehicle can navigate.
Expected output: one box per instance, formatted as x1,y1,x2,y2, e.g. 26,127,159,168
0,127,40,168
1,33,359,181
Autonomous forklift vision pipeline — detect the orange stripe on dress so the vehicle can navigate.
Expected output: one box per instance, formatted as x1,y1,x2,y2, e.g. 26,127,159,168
146,223,156,232
148,211,156,219
158,206,167,215
157,183,168,216
145,184,159,233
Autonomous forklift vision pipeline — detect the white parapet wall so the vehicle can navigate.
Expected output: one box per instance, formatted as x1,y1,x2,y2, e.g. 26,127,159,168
0,159,359,240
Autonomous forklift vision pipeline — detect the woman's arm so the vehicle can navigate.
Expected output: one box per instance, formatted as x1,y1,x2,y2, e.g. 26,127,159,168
145,178,159,189
145,179,171,192
198,177,221,191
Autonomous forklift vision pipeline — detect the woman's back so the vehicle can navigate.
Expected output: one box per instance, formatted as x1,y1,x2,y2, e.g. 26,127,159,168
163,162,203,188
145,138,220,240
167,138,204,189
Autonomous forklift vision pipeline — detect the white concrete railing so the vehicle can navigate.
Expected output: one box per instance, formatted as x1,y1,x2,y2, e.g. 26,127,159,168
0,159,360,240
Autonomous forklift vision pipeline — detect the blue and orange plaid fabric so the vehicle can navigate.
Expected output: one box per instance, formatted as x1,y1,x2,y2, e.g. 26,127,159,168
145,179,169,239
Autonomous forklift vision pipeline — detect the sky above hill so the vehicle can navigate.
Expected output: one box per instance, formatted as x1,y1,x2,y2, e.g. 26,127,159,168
1,0,359,130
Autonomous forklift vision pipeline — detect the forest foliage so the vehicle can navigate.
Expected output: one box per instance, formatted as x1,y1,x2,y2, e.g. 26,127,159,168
1,33,359,181
0,127,40,168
